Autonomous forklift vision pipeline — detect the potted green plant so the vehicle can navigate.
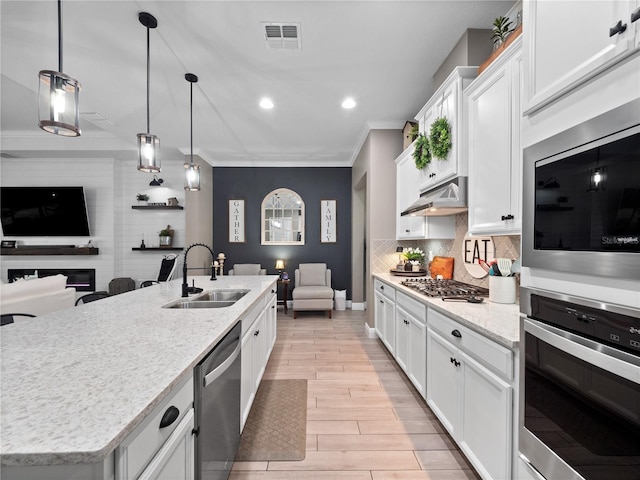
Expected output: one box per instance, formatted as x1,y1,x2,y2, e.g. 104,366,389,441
402,247,425,271
159,225,173,247
136,193,149,205
491,16,514,49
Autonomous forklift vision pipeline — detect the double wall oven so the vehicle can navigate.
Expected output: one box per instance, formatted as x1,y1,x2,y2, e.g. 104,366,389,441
520,99,640,480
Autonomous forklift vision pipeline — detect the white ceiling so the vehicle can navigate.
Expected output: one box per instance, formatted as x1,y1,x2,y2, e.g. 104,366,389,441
1,1,511,167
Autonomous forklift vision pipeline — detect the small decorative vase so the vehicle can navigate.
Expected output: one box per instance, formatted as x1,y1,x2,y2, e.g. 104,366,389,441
404,262,413,271
412,263,421,272
159,235,172,247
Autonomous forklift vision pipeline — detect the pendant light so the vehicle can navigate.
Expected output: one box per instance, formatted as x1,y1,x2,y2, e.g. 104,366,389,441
38,0,81,137
137,12,160,173
184,73,201,191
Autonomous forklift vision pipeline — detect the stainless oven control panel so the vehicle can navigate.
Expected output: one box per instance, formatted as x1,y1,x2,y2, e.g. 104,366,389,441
530,294,640,356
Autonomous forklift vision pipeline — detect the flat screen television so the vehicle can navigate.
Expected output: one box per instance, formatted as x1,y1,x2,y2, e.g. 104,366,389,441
1,186,91,236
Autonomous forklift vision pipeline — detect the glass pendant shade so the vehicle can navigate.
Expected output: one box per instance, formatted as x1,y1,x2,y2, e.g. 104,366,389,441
137,133,160,172
185,163,201,191
38,71,81,136
37,1,81,137
184,72,201,191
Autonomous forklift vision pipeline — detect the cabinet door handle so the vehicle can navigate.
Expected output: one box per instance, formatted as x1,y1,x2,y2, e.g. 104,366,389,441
159,405,180,429
405,229,410,233
451,329,462,338
254,330,260,336
632,7,640,23
501,214,514,221
454,359,460,367
609,20,627,36
380,285,384,290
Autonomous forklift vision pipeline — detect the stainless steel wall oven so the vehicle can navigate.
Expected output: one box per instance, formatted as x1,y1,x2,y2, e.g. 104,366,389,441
522,99,640,281
520,287,640,480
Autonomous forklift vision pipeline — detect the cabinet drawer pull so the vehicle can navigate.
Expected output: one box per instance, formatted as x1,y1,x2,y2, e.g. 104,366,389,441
632,7,640,23
501,214,514,221
451,329,462,338
159,405,180,429
254,330,260,336
609,20,627,36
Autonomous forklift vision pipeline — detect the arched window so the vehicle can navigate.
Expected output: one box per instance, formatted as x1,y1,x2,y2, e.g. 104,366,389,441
261,188,305,245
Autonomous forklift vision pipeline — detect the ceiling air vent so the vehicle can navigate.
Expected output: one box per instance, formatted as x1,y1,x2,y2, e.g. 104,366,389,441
261,22,301,50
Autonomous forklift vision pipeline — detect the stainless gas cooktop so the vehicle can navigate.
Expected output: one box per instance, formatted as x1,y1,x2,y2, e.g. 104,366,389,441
400,278,489,299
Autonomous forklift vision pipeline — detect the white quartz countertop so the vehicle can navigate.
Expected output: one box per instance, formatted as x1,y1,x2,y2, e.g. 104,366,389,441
373,273,520,349
0,275,277,467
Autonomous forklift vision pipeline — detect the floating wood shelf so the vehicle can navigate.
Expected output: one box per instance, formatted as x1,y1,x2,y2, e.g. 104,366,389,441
131,205,184,210
132,247,183,251
1,247,99,256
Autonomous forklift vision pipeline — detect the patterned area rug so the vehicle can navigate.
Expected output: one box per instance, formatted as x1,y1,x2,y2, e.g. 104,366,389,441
236,379,307,461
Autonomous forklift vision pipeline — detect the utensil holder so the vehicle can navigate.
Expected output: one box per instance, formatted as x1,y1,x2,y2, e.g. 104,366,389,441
489,276,516,304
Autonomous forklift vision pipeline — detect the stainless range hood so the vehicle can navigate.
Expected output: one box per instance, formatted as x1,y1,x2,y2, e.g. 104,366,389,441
401,177,468,217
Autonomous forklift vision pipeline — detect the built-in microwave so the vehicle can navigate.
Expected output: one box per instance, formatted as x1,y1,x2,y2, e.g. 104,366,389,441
523,99,640,281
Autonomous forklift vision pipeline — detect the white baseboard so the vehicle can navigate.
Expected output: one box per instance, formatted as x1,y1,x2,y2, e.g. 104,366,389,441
365,322,377,338
351,302,366,311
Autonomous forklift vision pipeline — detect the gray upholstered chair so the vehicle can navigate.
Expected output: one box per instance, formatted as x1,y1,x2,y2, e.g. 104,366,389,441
228,264,267,276
292,263,333,318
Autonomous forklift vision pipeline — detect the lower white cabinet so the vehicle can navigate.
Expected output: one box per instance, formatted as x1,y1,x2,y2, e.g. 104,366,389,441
138,409,195,480
427,310,513,480
116,375,195,480
394,292,427,398
374,280,396,355
241,284,278,430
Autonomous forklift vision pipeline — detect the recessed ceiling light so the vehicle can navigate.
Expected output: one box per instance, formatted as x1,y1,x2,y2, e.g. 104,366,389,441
259,97,274,109
341,97,356,109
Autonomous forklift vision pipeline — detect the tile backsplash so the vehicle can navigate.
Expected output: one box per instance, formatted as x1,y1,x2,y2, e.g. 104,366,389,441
373,213,521,288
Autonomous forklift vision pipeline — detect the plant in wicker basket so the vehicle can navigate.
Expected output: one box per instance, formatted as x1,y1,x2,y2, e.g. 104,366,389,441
413,133,431,169
429,117,452,160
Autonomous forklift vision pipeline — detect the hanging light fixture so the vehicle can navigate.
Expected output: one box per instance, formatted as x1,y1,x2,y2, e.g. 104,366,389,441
137,12,160,173
184,73,201,191
38,0,81,137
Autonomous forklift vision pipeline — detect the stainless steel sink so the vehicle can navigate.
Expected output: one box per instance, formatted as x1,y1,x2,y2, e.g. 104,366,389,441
191,289,250,302
165,300,236,309
162,289,250,309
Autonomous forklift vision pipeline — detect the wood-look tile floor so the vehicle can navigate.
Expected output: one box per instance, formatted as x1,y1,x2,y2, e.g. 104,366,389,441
231,309,480,480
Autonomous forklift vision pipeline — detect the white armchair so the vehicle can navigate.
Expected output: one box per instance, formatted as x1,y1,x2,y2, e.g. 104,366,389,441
228,264,267,276
292,263,333,318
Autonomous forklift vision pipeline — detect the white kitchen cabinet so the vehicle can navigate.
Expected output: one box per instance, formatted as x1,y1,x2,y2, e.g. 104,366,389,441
396,144,425,239
138,409,194,480
264,288,277,360
467,36,523,236
116,375,195,480
415,67,477,193
427,309,513,480
524,0,640,115
394,292,427,398
395,145,456,240
373,279,396,355
241,284,277,429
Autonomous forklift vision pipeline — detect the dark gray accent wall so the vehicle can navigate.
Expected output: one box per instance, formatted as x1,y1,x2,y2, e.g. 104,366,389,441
212,167,352,298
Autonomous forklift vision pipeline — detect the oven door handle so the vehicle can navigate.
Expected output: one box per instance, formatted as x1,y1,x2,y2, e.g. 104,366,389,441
525,318,640,384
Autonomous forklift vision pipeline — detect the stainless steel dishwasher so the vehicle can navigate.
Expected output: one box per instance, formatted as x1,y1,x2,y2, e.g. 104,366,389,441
194,321,241,480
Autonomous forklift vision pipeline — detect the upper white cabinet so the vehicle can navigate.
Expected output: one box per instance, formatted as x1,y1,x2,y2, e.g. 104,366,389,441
467,37,523,236
395,145,456,240
524,0,640,115
396,144,425,239
415,67,477,192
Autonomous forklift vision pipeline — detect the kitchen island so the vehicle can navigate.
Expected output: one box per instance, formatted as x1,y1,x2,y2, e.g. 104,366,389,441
0,275,277,478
